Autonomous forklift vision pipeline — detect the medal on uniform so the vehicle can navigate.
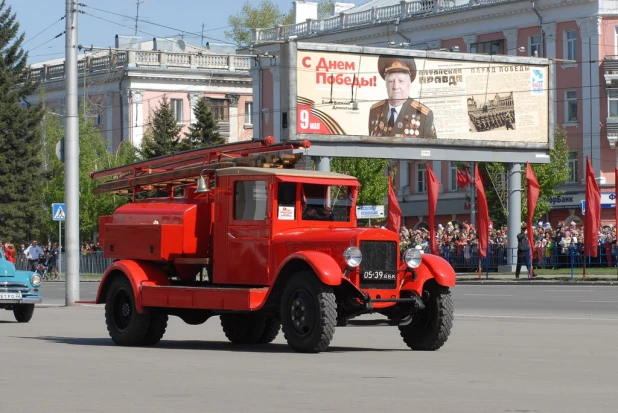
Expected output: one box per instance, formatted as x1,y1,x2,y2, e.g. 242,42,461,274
379,121,384,129
404,128,409,135
397,122,403,129
415,130,420,136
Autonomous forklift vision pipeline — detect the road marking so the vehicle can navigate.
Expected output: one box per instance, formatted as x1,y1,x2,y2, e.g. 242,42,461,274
545,289,596,292
464,294,513,297
456,314,618,321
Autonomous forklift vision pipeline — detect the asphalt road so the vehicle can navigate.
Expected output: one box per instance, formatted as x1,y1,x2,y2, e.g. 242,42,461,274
0,282,615,412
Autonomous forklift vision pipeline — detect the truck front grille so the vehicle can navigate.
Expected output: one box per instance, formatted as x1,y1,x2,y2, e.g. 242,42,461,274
0,281,30,293
359,241,398,290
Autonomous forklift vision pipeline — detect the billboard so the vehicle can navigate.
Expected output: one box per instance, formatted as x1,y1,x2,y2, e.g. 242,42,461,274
291,45,550,148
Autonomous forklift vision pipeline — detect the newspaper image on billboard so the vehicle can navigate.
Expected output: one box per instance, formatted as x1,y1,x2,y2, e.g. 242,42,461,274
295,50,549,145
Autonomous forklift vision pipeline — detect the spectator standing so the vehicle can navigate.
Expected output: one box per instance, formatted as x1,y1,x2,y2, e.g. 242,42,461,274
24,240,45,272
47,243,60,280
5,243,16,264
515,225,535,278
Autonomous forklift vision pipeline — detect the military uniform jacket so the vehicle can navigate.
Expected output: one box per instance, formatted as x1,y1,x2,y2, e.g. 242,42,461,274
368,98,436,138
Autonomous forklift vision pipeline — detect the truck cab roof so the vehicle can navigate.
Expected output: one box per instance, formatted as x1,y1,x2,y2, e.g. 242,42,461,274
217,167,359,183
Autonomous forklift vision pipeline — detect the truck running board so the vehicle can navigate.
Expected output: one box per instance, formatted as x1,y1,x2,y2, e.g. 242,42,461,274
141,285,269,311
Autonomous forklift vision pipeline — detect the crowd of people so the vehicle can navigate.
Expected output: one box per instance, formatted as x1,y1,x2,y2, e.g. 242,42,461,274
1,239,61,279
399,220,618,270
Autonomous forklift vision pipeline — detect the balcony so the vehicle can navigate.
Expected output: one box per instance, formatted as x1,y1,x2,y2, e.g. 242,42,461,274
27,51,253,83
603,55,618,86
252,0,513,43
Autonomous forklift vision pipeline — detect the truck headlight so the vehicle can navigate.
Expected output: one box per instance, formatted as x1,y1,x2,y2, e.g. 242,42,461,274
343,246,362,267
31,273,42,287
403,248,422,269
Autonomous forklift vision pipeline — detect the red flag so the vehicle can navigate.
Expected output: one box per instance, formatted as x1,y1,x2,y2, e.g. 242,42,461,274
456,168,471,189
585,156,600,257
387,171,402,234
526,163,540,251
426,163,440,255
474,163,489,258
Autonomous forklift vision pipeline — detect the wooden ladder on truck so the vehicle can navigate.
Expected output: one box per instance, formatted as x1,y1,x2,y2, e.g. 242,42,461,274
90,137,311,198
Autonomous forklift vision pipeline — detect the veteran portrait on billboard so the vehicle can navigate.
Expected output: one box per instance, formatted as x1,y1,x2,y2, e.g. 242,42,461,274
368,56,436,139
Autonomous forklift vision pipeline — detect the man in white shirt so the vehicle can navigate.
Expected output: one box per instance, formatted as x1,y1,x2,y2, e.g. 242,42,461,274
24,240,45,272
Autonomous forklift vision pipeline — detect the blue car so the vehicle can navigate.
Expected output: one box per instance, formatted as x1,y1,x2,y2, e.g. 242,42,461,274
0,250,42,322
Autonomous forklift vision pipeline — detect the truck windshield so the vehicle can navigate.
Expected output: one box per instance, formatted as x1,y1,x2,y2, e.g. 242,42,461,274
300,183,353,222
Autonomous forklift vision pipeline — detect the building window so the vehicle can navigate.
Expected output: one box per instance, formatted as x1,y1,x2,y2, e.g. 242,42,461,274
94,110,102,126
170,98,183,123
245,101,253,125
210,99,229,122
469,39,505,55
609,90,618,117
449,162,460,192
529,35,541,57
565,30,577,61
416,163,427,193
565,91,578,122
615,26,618,54
566,152,578,183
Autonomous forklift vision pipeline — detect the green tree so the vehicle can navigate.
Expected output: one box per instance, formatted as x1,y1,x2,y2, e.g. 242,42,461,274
0,1,46,243
140,95,183,159
181,97,225,150
317,0,336,18
469,126,570,226
41,108,137,241
225,0,293,47
330,158,391,205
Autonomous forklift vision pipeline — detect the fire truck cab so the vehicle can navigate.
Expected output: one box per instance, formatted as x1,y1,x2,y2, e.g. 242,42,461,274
93,139,455,353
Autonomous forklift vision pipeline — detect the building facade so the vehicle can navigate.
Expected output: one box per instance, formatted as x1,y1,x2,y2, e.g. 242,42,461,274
253,0,618,227
28,36,255,153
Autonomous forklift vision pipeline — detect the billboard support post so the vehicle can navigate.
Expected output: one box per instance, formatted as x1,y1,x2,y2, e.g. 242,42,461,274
501,163,522,272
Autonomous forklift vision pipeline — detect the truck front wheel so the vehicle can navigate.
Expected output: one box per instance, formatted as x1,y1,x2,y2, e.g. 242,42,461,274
280,272,336,353
13,304,34,323
105,276,159,346
399,281,454,351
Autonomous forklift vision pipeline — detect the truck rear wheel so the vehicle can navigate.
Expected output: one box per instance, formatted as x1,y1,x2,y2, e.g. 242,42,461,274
258,316,281,344
220,314,267,344
141,314,168,346
399,281,453,351
105,276,159,346
280,272,336,353
13,304,34,323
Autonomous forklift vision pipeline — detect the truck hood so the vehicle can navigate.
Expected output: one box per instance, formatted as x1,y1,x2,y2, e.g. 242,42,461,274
273,226,399,247
0,258,15,278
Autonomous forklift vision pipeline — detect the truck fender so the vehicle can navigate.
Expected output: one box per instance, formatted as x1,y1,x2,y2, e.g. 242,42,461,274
95,260,171,313
400,254,456,296
276,251,343,286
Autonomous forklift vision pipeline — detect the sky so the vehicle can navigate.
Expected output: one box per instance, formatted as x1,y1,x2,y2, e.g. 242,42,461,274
8,0,306,64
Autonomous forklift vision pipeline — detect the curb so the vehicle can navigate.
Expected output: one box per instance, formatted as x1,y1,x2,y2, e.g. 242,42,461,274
456,280,618,285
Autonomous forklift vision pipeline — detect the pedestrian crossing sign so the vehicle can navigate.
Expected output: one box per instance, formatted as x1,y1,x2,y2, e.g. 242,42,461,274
52,203,66,221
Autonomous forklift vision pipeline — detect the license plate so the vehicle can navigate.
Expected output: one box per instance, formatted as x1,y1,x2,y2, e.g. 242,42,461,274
0,292,22,300
362,271,397,281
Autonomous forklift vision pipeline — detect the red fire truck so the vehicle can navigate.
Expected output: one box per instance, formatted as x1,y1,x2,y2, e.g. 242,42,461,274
91,138,455,353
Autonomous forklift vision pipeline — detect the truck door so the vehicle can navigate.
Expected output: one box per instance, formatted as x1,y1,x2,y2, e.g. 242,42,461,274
214,177,271,285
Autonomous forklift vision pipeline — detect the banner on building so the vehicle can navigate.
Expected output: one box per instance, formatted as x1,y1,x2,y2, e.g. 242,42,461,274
294,49,549,147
